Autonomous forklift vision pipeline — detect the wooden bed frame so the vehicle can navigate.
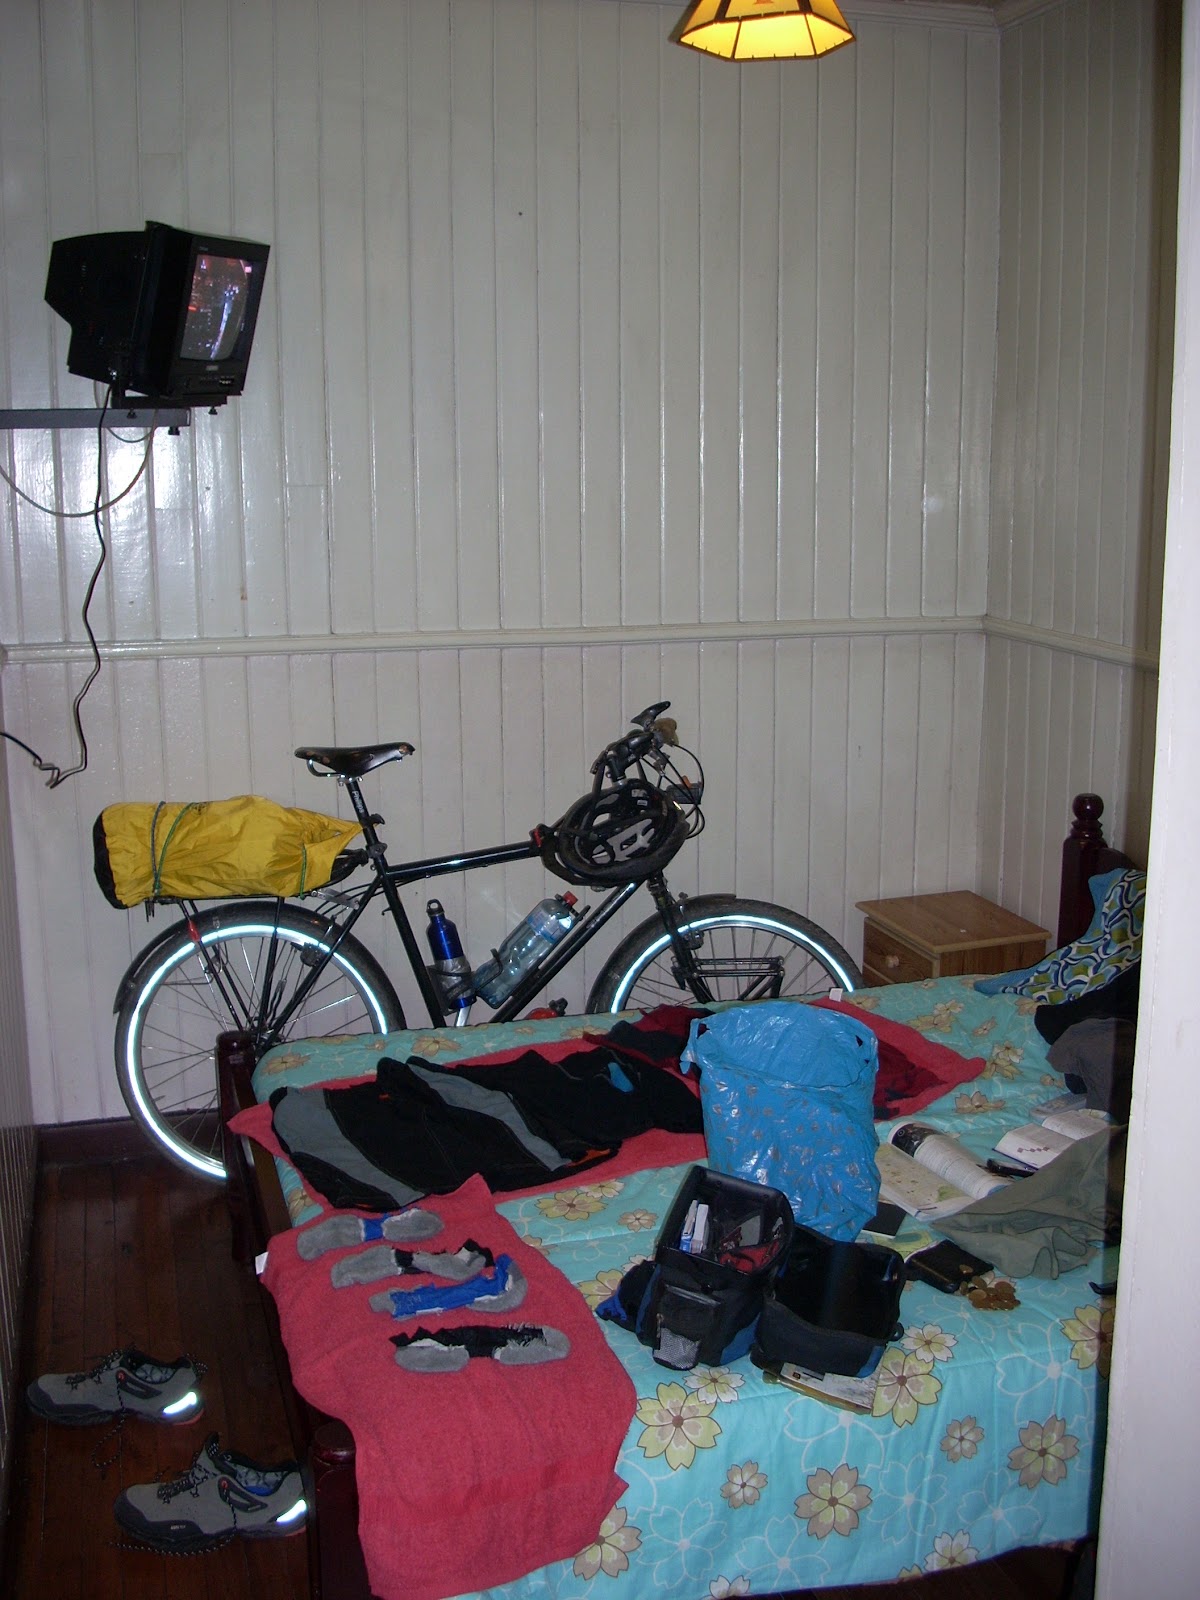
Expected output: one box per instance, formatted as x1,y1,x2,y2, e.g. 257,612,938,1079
1056,792,1135,949
217,792,1135,1600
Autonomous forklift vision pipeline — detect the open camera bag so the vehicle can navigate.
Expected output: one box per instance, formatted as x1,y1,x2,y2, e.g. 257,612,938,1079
601,1166,794,1371
752,1223,906,1378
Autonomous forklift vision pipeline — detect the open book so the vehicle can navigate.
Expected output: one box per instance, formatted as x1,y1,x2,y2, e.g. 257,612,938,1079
875,1122,1011,1221
993,1106,1111,1170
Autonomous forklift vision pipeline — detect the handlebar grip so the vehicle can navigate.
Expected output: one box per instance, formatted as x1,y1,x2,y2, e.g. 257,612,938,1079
632,700,671,728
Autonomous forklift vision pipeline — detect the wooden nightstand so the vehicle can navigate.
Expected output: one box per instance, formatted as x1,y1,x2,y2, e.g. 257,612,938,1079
855,891,1050,987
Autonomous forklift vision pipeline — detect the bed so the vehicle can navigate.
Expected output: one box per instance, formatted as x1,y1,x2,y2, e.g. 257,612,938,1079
218,792,1137,1600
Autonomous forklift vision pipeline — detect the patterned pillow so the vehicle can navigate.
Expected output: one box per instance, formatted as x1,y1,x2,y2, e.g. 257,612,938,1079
975,867,1146,1004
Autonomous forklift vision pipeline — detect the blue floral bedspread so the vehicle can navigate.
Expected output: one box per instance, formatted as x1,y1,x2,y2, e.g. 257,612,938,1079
255,978,1112,1597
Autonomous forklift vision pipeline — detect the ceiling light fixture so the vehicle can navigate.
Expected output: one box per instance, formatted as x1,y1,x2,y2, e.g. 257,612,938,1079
672,0,855,62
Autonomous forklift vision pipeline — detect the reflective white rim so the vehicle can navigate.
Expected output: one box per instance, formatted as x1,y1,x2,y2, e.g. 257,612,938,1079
608,912,858,1010
122,920,392,1180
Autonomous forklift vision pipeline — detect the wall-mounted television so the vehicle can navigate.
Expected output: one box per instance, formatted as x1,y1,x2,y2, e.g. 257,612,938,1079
44,221,270,407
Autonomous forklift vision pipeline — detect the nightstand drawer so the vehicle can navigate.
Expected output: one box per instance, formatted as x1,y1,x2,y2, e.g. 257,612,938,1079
863,923,934,985
856,891,1049,988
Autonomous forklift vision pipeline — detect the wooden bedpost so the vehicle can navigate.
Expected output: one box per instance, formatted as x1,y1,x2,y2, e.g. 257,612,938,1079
1057,793,1107,947
310,1422,372,1600
217,1029,258,1265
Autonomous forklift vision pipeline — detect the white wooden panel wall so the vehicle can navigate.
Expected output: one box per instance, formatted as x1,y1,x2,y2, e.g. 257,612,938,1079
980,0,1173,917
0,678,37,1530
0,0,1018,1128
5,633,985,1123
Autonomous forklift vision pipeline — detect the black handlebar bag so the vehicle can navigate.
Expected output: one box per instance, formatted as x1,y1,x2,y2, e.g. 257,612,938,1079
599,1166,794,1371
752,1224,906,1378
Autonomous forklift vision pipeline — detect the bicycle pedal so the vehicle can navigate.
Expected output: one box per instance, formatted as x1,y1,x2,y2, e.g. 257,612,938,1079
525,999,568,1020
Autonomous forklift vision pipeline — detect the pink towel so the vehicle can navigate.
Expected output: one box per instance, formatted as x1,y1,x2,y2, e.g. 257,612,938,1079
262,1173,636,1600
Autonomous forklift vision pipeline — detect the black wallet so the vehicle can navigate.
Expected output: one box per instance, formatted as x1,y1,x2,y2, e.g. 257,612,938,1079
906,1240,993,1293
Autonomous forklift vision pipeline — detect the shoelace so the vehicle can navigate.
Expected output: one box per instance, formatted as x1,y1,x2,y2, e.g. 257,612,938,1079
110,1449,300,1557
66,1349,124,1390
110,1460,238,1559
77,1352,208,1476
157,1455,218,1503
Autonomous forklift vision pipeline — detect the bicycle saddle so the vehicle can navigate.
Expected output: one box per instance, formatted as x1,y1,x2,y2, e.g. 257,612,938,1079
294,742,415,778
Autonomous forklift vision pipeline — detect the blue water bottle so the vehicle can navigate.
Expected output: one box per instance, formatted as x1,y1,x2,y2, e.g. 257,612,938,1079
425,899,474,1009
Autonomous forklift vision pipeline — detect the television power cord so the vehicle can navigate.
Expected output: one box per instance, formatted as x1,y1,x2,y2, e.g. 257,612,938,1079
0,387,155,786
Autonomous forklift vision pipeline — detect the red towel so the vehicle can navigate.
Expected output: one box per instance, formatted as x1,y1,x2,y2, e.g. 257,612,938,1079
262,1173,636,1600
814,997,985,1117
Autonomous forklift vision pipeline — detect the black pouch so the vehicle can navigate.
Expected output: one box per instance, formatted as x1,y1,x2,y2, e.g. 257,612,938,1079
905,1239,992,1293
752,1224,905,1378
633,1166,794,1371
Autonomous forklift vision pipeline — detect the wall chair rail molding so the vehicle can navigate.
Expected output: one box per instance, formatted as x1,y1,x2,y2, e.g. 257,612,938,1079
1,613,984,666
981,615,1161,675
5,615,1157,675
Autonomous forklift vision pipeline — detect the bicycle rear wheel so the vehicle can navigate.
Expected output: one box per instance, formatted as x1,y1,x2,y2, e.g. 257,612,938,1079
114,900,404,1181
587,894,862,1013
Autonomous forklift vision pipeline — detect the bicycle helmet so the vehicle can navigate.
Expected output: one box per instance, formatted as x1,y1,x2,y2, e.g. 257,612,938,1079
547,779,688,885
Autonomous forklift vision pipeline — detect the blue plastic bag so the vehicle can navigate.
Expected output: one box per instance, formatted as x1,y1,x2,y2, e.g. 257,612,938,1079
682,1001,880,1241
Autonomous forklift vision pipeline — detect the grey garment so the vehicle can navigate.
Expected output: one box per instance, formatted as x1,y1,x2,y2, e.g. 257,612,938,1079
274,1058,572,1211
1047,1016,1137,1119
404,1061,570,1173
932,1125,1125,1279
272,1087,425,1210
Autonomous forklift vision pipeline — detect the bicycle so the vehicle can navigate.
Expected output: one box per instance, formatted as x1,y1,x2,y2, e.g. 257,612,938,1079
110,702,863,1181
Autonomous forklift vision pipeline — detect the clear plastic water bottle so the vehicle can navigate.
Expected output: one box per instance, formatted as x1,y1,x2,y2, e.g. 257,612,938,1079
424,899,474,1009
473,893,579,1008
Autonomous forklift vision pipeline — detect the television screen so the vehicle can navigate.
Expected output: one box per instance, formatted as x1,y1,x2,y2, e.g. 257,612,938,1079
45,221,270,407
179,252,257,363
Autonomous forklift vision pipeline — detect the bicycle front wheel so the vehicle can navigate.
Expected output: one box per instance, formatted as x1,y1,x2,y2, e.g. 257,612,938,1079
114,901,404,1182
587,894,863,1013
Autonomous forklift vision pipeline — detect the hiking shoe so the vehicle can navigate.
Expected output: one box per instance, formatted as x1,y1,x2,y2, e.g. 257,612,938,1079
113,1433,307,1552
26,1347,205,1426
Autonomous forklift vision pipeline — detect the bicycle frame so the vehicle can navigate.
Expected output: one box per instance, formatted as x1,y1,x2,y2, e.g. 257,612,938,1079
185,767,702,1053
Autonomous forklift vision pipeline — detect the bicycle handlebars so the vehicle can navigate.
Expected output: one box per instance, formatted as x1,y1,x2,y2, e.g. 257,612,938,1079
590,702,680,789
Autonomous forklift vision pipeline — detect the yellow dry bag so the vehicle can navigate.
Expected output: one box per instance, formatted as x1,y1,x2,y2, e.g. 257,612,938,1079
93,795,363,908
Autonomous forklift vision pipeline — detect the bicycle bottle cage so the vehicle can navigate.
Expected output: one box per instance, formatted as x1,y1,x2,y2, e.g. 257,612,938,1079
542,779,688,886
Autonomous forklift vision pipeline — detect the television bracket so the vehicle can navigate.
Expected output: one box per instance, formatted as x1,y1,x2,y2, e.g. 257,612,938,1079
0,406,191,432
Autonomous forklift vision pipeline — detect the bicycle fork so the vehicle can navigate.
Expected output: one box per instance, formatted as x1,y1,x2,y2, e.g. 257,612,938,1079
643,876,716,1005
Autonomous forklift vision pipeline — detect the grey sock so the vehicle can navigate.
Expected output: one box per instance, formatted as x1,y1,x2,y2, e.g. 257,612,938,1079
493,1326,570,1366
296,1207,442,1261
392,1338,471,1373
470,1259,527,1314
391,1324,571,1372
389,1240,495,1283
330,1239,494,1289
330,1244,404,1288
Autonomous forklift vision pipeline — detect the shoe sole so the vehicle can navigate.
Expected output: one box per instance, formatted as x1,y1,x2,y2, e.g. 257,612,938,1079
113,1501,306,1552
25,1386,205,1427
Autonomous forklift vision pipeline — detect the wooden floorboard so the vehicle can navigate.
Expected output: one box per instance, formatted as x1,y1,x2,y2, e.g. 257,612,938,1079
2,1154,310,1600
1,1149,1087,1600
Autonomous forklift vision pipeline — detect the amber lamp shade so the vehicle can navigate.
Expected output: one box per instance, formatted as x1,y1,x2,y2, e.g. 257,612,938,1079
673,0,855,61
